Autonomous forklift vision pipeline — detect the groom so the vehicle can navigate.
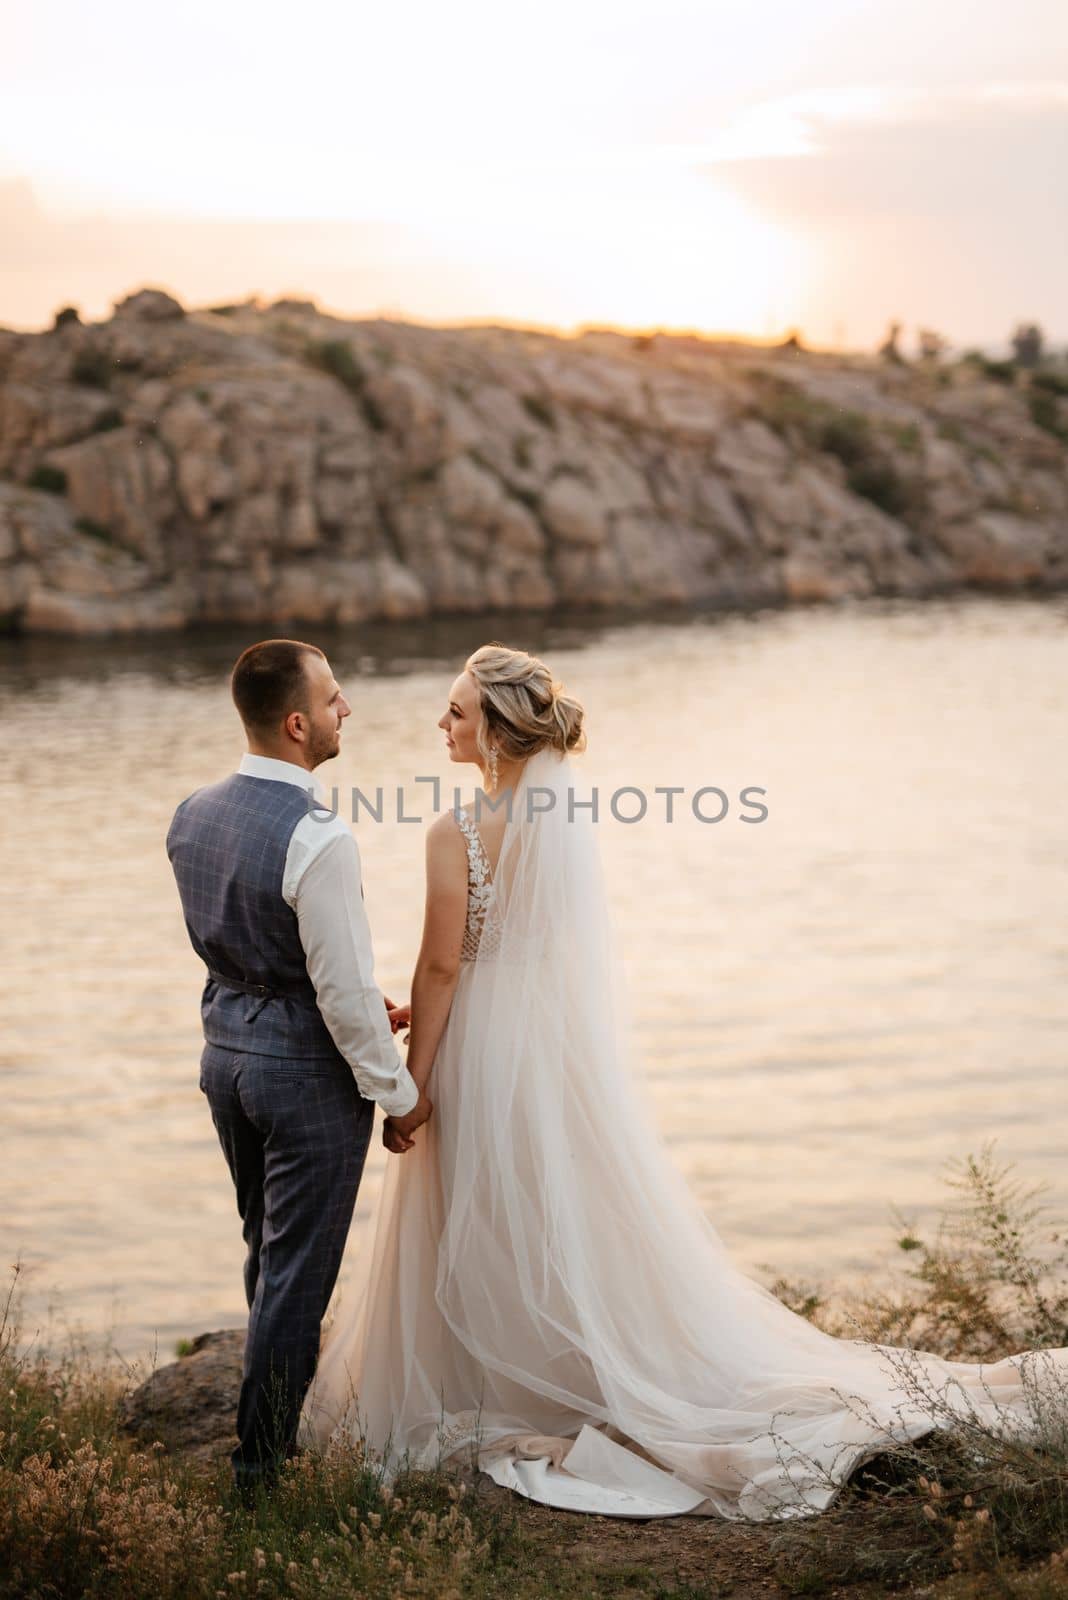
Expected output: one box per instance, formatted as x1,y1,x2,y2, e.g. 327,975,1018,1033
166,638,432,1495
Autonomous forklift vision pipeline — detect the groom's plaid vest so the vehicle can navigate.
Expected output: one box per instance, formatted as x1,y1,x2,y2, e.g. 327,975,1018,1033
167,774,345,1061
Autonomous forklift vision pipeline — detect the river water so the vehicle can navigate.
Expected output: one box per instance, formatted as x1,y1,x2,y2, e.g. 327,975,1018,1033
2,594,1066,1362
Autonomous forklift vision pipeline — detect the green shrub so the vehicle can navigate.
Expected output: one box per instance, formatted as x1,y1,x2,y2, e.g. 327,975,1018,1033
305,340,387,431
813,411,922,515
755,389,817,438
1032,369,1068,398
1029,390,1067,441
984,358,1017,384
763,1144,1068,1592
817,410,874,469
846,458,917,517
306,338,366,392
961,352,1017,385
747,378,927,518
28,464,68,494
892,421,923,454
52,305,81,330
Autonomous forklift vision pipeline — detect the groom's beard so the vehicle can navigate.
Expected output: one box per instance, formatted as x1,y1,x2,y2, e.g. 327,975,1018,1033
308,727,342,766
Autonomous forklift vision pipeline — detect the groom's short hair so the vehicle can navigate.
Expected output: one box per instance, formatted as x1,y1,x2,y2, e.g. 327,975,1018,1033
231,639,325,734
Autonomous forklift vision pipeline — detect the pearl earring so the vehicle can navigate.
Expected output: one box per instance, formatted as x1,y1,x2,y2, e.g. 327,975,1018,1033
487,745,499,792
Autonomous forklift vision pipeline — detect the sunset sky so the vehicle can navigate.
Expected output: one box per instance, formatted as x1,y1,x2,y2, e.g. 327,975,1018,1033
2,0,1066,349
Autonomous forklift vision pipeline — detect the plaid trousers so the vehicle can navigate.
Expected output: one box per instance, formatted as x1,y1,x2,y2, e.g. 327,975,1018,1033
200,1043,375,1484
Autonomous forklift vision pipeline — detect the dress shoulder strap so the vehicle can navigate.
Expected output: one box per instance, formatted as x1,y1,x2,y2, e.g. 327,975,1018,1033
452,806,493,881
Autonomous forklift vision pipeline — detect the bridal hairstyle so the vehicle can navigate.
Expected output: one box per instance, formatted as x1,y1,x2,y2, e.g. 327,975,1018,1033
230,638,324,734
464,642,587,766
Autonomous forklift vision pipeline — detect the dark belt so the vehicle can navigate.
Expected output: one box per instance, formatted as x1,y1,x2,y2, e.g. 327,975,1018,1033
206,968,315,1003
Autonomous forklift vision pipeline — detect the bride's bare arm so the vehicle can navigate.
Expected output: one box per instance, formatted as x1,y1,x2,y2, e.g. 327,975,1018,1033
403,813,469,1094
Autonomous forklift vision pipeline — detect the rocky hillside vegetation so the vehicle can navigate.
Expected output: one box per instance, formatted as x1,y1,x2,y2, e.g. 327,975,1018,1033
1,287,1066,634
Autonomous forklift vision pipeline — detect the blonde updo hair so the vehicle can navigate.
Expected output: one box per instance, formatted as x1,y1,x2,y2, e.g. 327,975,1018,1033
464,642,586,766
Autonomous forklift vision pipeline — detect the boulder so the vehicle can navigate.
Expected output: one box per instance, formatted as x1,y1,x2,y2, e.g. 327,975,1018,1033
542,475,607,546
113,287,186,322
120,1329,244,1467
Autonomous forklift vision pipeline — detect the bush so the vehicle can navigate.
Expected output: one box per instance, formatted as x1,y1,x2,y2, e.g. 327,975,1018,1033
817,410,874,469
983,358,1018,385
759,1144,1068,1592
1032,369,1068,399
28,464,68,494
747,376,927,520
1029,390,1067,441
747,373,818,437
52,306,81,330
846,458,917,517
306,338,366,393
961,352,1017,385
305,340,387,432
892,421,923,454
815,411,923,517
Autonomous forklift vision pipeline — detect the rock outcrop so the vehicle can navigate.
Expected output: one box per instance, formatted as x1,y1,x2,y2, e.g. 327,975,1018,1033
1,289,1066,634
120,1329,243,1468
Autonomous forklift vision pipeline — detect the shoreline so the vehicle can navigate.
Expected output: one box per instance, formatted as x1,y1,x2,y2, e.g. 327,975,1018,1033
1,583,1066,676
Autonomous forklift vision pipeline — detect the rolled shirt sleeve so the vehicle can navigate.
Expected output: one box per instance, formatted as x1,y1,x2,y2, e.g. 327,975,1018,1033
286,820,419,1119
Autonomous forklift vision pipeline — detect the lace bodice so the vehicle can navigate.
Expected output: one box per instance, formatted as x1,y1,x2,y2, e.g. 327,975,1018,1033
453,807,499,961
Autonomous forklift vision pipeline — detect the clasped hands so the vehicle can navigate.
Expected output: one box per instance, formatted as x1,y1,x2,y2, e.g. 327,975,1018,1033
382,996,431,1156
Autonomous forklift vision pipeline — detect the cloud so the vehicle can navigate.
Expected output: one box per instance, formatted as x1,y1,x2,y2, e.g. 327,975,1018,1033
686,82,1068,346
698,81,1068,225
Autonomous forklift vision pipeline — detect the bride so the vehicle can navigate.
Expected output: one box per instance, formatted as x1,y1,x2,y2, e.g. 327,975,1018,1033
300,642,1068,1521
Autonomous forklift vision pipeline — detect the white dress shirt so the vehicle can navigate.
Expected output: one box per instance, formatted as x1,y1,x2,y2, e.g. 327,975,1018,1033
237,752,419,1119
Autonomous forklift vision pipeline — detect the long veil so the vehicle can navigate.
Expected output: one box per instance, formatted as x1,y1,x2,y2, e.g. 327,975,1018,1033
304,745,1068,1520
438,749,820,1443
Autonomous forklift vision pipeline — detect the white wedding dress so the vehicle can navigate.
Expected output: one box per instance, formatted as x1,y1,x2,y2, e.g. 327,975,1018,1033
300,747,1068,1520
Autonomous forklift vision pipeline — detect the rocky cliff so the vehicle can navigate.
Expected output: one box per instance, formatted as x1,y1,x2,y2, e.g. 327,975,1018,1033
1,287,1065,634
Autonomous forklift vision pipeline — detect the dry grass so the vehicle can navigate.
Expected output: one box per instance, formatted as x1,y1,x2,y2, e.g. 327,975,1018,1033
6,1141,1068,1598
